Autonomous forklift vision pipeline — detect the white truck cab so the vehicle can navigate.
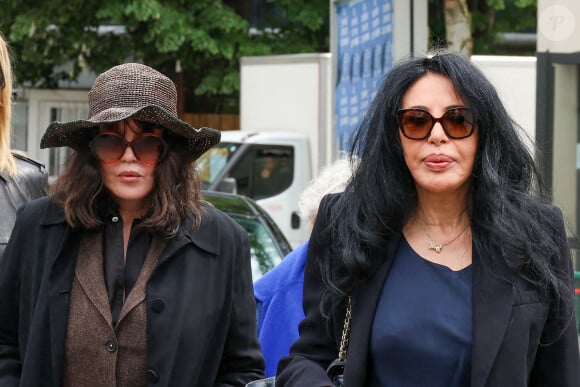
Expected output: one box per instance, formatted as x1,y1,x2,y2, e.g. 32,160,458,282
197,130,313,247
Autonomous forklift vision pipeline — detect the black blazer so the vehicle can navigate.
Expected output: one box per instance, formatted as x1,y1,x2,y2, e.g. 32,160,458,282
277,195,580,386
0,197,265,386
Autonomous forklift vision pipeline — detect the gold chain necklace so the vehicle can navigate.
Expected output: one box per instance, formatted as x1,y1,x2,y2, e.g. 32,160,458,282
417,221,470,253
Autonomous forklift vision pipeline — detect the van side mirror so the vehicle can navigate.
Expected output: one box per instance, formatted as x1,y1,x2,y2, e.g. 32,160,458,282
291,212,301,229
217,177,237,194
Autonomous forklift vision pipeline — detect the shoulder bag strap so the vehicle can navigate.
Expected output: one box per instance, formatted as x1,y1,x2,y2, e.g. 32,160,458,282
337,296,352,362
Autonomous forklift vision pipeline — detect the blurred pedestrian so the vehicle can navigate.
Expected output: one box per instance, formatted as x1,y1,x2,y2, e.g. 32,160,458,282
0,32,47,258
0,62,265,386
276,52,580,386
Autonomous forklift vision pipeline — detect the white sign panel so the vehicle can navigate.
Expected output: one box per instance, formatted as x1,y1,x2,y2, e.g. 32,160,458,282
537,0,580,53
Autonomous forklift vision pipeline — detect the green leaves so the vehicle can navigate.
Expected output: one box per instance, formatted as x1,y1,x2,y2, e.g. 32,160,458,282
0,0,329,112
429,0,537,55
125,0,163,21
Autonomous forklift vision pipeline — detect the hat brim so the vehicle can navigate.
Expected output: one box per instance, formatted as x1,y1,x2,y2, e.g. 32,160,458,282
40,105,221,161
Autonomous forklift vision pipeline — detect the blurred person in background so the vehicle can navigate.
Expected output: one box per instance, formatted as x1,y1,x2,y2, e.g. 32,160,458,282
277,52,580,386
0,62,264,386
253,157,354,377
0,32,47,258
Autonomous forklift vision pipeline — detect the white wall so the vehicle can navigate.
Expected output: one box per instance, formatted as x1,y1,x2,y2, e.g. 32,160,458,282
472,55,537,149
551,64,578,234
537,0,580,54
392,0,429,60
240,53,334,175
24,88,89,168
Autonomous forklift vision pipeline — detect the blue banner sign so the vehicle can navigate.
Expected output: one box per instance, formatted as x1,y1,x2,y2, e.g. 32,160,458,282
336,0,393,151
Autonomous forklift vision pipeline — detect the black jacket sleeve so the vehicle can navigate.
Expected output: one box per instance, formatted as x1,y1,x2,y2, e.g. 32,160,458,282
529,206,580,386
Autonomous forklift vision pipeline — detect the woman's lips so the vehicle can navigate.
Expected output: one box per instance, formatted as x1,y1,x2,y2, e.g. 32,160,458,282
424,154,453,170
119,171,142,181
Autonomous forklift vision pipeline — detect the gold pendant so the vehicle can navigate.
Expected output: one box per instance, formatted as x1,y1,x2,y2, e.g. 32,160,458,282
428,241,443,253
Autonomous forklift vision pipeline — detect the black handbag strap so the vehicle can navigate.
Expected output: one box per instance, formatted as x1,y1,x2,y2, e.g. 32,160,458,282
337,296,352,362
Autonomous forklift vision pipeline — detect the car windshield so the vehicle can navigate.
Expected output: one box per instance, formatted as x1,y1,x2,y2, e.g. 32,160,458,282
230,215,284,281
197,142,241,189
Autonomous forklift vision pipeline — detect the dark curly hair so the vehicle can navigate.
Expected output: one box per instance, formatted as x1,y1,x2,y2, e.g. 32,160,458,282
50,130,203,238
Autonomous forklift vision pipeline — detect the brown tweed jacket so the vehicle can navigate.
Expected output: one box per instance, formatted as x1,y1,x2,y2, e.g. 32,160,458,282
63,231,166,387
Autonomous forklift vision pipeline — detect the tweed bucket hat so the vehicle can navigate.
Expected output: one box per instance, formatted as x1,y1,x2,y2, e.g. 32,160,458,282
40,62,220,161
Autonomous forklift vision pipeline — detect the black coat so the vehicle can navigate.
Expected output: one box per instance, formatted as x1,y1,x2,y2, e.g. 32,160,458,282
0,197,265,386
277,195,580,386
0,152,47,257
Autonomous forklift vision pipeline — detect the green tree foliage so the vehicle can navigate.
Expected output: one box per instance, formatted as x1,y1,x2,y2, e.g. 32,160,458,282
0,0,329,113
429,0,537,55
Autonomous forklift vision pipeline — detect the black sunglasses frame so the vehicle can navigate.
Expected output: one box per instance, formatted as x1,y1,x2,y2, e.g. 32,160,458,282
397,107,476,140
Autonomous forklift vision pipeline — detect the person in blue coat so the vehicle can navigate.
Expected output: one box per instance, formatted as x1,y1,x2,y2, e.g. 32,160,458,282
254,158,353,377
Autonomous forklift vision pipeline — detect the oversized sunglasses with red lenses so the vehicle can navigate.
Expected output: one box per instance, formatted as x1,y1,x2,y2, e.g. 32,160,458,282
397,107,476,140
90,131,167,166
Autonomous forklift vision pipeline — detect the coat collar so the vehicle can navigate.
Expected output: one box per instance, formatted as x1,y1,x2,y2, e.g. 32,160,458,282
40,199,221,257
156,204,221,265
40,198,67,225
343,235,515,387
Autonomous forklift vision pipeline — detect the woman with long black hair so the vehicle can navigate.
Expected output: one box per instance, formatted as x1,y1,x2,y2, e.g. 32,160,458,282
276,52,580,386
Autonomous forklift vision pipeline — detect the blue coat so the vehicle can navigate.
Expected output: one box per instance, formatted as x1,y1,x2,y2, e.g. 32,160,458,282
0,197,265,386
254,242,308,376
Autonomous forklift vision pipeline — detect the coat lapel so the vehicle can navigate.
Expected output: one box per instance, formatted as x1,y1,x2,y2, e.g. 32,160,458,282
117,236,166,324
471,249,515,387
344,235,401,385
74,231,114,326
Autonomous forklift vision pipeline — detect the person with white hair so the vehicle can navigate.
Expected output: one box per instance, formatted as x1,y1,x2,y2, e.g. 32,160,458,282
253,157,354,378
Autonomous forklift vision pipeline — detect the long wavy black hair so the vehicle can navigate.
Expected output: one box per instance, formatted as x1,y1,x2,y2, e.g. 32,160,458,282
319,52,572,333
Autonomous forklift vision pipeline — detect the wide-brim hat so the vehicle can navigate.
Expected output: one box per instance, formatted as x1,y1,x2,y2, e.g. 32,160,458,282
40,62,220,161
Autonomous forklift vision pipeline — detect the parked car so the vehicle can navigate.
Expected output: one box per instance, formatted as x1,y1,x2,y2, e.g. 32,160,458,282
202,190,293,281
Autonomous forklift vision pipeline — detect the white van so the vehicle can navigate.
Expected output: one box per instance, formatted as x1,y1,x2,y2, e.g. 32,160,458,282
197,131,313,248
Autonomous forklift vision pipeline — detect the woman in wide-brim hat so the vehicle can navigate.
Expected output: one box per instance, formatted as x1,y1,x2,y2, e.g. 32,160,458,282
0,62,266,386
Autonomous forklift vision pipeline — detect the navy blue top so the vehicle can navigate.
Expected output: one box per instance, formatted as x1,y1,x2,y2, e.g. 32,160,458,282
368,238,473,387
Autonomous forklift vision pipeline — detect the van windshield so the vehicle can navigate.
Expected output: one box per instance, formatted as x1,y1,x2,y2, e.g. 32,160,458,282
197,142,241,189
